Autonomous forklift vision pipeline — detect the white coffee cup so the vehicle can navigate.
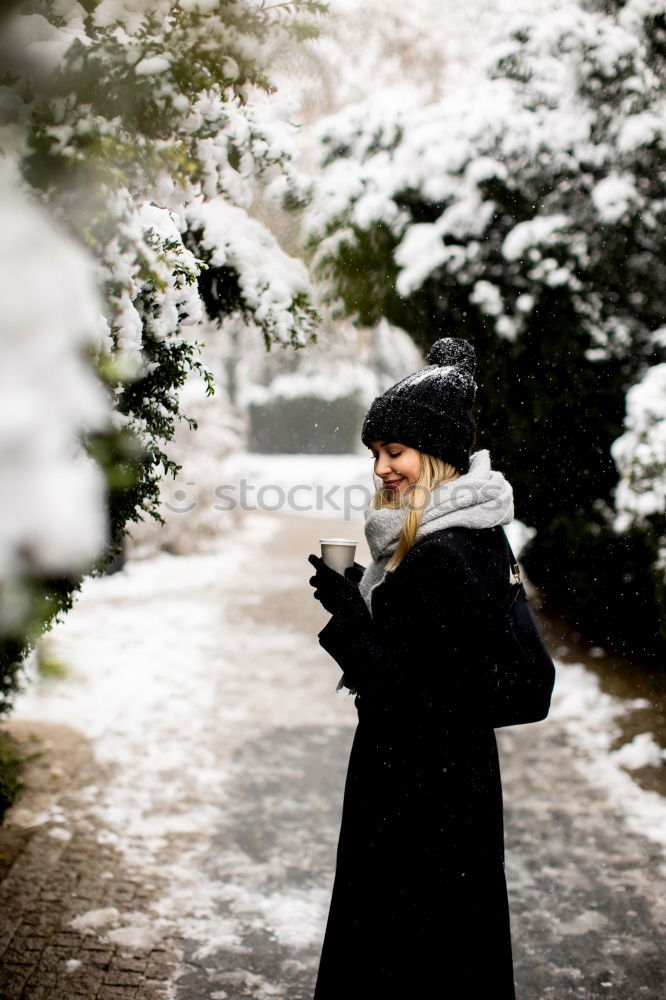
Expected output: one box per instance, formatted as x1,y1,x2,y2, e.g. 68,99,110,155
319,538,358,575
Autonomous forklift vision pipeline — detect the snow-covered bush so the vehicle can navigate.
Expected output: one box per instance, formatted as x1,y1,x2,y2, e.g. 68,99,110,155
611,355,666,641
0,171,112,713
612,360,666,533
299,0,666,657
0,0,324,713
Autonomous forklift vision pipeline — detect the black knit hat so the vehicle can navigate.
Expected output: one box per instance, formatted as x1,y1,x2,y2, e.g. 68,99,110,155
361,337,477,474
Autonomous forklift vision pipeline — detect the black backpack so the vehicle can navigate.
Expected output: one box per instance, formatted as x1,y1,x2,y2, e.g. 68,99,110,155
488,529,556,729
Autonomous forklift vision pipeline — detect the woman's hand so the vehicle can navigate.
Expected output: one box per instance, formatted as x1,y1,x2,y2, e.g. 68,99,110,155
308,555,368,619
345,561,366,585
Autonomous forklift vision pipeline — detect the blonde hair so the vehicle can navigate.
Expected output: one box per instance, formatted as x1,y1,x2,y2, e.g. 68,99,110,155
371,450,461,572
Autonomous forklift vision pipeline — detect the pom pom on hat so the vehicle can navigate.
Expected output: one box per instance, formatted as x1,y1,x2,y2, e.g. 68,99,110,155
425,337,476,376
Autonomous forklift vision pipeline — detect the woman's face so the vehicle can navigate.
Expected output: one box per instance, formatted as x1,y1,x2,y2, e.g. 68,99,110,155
368,440,422,499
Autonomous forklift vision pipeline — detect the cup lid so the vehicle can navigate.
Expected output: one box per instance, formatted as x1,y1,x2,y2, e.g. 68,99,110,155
319,538,358,545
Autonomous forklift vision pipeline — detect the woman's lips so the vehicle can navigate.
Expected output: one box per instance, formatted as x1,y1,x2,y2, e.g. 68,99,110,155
384,478,404,490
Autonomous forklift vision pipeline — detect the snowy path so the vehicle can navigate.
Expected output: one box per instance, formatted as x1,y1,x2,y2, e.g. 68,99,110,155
9,507,666,999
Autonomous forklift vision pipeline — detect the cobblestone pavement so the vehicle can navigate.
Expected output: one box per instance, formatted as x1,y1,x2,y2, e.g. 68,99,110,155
1,510,664,999
0,722,181,999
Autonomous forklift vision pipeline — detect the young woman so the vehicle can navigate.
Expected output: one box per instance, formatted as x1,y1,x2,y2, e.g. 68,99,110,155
308,337,518,999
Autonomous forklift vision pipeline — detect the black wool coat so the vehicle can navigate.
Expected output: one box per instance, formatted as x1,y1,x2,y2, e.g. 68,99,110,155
313,524,516,1000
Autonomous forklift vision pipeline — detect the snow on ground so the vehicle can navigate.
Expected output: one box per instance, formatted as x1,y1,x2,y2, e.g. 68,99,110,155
612,732,666,770
11,463,363,965
550,662,666,853
14,511,294,956
10,451,666,973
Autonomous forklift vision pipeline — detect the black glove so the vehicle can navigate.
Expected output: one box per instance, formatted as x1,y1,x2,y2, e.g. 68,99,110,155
308,554,369,620
344,561,366,585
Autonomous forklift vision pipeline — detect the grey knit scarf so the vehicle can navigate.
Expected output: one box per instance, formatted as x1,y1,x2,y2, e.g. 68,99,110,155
358,449,514,615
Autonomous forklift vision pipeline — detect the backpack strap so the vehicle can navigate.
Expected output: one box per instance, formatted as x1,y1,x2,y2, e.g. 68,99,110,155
500,527,522,586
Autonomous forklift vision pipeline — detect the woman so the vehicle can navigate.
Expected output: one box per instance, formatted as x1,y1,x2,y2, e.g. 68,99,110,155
308,337,518,999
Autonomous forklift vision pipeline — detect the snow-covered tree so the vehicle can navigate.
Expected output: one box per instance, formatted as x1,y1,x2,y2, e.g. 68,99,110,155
0,0,324,712
299,0,666,656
